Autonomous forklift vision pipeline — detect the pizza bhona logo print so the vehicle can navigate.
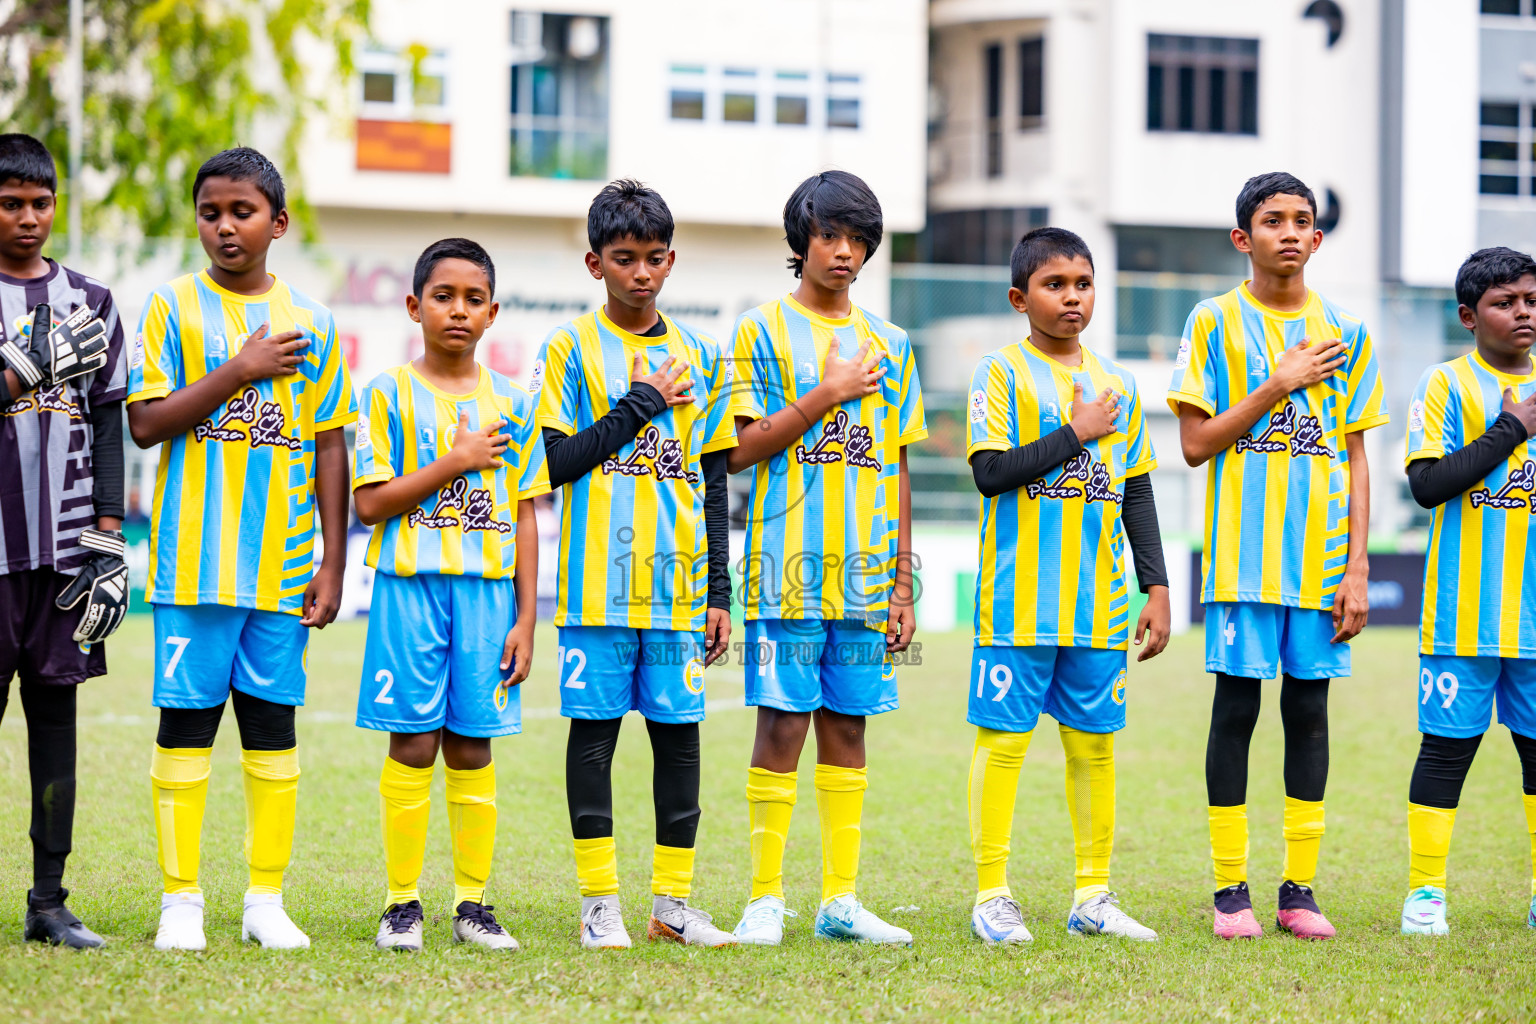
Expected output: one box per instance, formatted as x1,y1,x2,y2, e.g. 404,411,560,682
601,425,699,483
192,386,300,450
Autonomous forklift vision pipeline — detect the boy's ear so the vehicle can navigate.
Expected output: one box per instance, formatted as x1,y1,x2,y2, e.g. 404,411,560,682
584,251,603,281
271,207,290,240
1007,286,1028,315
485,300,499,327
1230,227,1252,254
1458,303,1478,332
405,292,421,323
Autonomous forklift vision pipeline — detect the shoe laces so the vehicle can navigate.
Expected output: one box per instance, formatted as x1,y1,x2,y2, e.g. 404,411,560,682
585,899,624,934
980,895,1024,929
1089,893,1134,926
383,900,424,934
741,899,794,930
456,902,506,935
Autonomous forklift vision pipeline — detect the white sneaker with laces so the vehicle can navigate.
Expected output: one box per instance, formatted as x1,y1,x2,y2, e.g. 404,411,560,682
813,895,913,946
971,895,1033,945
241,893,310,949
375,900,425,951
452,901,519,951
648,895,736,946
1066,892,1157,941
155,892,207,951
580,895,632,950
732,894,797,946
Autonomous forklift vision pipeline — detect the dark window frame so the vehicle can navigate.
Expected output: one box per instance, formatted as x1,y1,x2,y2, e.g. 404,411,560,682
1146,33,1259,136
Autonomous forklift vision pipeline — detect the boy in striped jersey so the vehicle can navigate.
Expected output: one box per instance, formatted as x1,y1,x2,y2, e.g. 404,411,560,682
533,181,737,949
1168,172,1388,940
128,148,357,951
0,133,126,949
964,228,1169,945
1399,247,1536,935
354,239,548,952
727,171,926,946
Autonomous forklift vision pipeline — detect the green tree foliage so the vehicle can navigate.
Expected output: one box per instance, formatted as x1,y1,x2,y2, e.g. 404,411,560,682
0,0,370,240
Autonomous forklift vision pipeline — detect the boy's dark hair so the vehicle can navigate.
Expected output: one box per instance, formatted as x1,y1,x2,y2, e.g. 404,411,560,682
0,134,57,192
413,237,496,298
1010,226,1094,291
783,170,883,278
192,147,286,216
587,179,674,254
1455,246,1536,311
1235,171,1316,233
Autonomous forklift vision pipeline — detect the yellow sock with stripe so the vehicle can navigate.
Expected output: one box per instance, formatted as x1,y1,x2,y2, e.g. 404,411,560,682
1208,804,1249,887
241,747,300,897
1061,726,1115,905
652,844,695,898
573,837,619,897
1281,796,1326,888
445,763,497,907
1407,803,1456,889
379,757,434,907
1523,794,1536,895
815,763,867,904
151,746,212,896
967,727,1031,904
746,767,797,901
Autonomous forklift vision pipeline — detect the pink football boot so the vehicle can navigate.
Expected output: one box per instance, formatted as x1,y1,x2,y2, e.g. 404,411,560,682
1213,882,1263,940
1276,880,1336,940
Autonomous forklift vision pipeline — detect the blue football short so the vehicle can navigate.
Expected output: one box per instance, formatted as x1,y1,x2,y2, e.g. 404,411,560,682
967,644,1128,734
555,626,706,723
357,572,521,738
152,603,308,709
1417,653,1536,739
743,618,896,716
1204,602,1350,680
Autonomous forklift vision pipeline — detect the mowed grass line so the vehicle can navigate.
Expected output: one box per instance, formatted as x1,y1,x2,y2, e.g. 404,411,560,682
0,620,1532,1023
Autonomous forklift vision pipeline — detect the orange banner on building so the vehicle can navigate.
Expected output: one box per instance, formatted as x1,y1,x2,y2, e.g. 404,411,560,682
355,119,452,174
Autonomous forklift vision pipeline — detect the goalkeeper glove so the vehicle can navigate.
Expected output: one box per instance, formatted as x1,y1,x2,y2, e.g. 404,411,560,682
1,304,109,391
56,528,129,645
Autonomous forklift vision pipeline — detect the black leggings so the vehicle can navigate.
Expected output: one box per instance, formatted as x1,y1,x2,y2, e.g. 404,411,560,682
0,682,77,897
156,688,296,750
1206,673,1330,806
566,717,701,848
1410,730,1536,808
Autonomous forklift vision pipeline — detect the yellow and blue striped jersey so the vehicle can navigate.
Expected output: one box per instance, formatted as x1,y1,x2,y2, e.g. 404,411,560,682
533,309,736,630
1407,351,1536,657
968,340,1157,649
128,271,357,613
1167,284,1388,609
731,295,927,626
353,363,549,579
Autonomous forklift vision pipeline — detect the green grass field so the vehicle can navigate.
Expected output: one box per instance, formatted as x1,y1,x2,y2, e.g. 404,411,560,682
1,619,1533,1022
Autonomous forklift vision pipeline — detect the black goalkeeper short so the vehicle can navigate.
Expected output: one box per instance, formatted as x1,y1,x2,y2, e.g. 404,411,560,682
0,568,107,686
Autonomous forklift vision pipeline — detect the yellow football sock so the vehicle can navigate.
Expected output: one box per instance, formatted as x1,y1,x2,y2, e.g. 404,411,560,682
746,766,797,901
445,763,496,907
652,844,696,898
151,746,212,896
379,757,434,908
968,727,1031,904
1407,802,1456,890
573,837,619,897
1523,794,1535,894
815,763,867,904
1061,726,1115,905
1282,796,1326,888
1209,804,1248,887
241,747,300,897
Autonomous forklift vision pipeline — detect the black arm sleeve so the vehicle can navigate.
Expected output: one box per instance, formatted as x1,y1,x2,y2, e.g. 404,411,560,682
1407,412,1530,509
89,398,126,521
702,450,730,610
969,424,1084,498
1120,473,1167,591
541,382,667,489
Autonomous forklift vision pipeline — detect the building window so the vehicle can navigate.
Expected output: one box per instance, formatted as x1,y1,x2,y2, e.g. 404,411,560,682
1479,101,1524,195
669,66,706,120
356,47,451,174
827,72,860,129
1146,34,1258,135
1018,37,1043,125
775,71,810,125
985,44,1003,177
1482,0,1523,14
509,12,609,180
723,68,757,122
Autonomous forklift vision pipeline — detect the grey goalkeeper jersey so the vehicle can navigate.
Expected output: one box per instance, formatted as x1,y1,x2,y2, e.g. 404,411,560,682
0,259,126,574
